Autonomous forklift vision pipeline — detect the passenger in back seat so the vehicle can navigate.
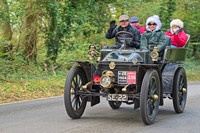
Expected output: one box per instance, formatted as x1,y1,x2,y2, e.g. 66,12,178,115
140,15,166,55
129,16,146,34
165,19,187,47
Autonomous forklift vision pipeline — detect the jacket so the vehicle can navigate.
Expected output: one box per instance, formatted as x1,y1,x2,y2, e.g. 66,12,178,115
135,25,146,34
140,30,166,52
105,24,141,49
140,15,166,52
165,29,187,47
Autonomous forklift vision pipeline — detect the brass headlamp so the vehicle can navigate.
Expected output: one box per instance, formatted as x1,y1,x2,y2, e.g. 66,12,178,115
150,45,159,61
100,70,115,88
88,44,100,60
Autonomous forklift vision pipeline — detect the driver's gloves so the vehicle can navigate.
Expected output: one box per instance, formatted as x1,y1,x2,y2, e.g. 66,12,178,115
127,41,140,49
107,20,117,37
172,28,180,35
126,40,135,47
109,20,117,30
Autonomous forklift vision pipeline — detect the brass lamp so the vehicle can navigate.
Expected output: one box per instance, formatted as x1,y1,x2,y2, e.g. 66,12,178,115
150,46,159,61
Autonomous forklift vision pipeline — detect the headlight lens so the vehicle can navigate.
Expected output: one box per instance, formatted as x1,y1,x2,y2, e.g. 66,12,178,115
100,76,111,87
88,51,94,57
151,51,158,58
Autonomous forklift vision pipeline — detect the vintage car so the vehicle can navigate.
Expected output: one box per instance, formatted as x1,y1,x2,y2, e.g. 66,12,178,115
64,31,190,125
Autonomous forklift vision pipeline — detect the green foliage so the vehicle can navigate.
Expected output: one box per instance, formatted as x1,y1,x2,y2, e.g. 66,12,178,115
159,0,176,30
0,0,10,24
39,0,113,63
0,0,200,104
187,43,200,60
0,54,44,80
129,1,161,27
171,0,200,42
185,58,200,81
57,42,91,70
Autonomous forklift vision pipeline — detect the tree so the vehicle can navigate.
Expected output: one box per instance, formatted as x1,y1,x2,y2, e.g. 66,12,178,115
173,0,200,42
0,0,13,54
44,0,60,63
19,0,39,62
159,0,176,30
43,0,113,63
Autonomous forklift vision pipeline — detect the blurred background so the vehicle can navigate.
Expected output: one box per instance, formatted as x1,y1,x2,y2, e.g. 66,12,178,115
0,0,199,103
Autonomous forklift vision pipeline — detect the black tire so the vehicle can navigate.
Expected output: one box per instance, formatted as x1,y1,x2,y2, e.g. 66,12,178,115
172,67,187,113
64,66,87,119
140,69,160,125
108,101,122,109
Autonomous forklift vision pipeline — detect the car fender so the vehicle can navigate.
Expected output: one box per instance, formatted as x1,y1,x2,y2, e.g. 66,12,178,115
162,64,184,94
70,60,96,81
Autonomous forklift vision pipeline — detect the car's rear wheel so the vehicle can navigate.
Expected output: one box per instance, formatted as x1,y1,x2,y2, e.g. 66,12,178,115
172,67,187,113
64,66,87,119
108,101,122,109
140,69,160,125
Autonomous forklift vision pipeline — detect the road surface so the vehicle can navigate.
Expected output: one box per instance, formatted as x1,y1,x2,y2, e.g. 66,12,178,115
0,82,200,133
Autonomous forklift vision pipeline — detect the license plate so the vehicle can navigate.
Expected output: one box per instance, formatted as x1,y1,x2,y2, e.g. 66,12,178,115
118,71,136,84
107,94,128,101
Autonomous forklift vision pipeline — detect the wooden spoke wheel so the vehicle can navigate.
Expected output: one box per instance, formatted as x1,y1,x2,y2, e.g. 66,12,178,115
172,67,187,113
64,66,87,119
140,69,160,125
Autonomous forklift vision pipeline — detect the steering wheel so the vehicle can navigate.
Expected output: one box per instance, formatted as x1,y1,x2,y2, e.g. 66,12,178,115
115,31,135,44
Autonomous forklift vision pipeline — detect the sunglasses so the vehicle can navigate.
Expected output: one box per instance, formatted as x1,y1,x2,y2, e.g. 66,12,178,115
148,23,157,26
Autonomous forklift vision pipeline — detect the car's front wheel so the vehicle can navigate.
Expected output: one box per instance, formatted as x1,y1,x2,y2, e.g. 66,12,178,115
64,66,87,119
140,69,160,125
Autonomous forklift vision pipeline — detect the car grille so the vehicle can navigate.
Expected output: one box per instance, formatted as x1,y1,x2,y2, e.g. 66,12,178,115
94,62,138,85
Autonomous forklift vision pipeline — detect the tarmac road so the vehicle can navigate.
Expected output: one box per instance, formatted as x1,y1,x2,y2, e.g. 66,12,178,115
0,82,200,133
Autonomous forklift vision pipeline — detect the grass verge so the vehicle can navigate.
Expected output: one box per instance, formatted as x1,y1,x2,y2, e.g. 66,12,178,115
185,59,200,81
0,74,66,104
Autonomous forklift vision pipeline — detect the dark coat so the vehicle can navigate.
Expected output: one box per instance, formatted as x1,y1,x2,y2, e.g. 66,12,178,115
140,30,166,52
105,24,141,49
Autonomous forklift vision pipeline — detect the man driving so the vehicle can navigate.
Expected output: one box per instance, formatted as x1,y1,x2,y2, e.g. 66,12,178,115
105,15,141,49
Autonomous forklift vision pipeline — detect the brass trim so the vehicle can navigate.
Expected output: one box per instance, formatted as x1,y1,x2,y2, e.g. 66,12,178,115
182,88,187,93
122,88,126,92
132,58,138,64
88,44,100,60
82,81,93,89
100,70,115,88
150,46,159,61
100,76,112,88
70,88,74,94
109,62,116,69
153,94,159,100
97,57,101,62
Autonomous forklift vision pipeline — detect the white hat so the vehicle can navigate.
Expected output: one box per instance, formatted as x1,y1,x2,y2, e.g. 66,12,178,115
170,19,184,28
146,15,162,32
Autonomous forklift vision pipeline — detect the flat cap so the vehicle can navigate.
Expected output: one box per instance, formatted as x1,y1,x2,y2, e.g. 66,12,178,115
119,15,129,22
